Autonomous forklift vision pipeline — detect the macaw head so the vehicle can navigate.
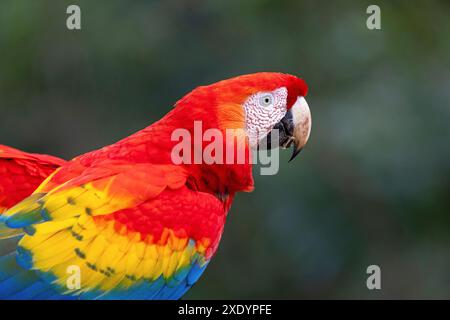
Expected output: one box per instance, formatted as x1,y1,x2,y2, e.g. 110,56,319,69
174,72,311,162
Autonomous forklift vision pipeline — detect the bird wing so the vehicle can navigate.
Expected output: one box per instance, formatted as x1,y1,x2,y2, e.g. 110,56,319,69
0,145,65,213
0,160,224,299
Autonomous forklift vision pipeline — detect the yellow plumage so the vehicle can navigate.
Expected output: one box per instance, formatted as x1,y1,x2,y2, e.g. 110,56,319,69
18,208,201,294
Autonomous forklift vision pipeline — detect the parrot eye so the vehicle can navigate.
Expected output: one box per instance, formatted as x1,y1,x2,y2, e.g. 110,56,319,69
259,94,273,107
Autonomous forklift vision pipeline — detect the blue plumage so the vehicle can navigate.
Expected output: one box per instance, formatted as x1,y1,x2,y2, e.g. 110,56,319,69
0,249,209,300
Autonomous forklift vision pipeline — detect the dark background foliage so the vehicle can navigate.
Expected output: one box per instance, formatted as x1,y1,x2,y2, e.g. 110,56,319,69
1,0,449,298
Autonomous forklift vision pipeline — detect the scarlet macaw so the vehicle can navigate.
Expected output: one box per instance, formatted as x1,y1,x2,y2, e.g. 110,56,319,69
0,72,311,299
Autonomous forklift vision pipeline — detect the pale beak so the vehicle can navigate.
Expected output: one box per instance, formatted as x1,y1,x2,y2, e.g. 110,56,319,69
287,96,312,161
263,96,312,161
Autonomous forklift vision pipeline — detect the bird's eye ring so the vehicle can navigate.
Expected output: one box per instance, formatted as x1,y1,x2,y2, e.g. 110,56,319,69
259,94,273,107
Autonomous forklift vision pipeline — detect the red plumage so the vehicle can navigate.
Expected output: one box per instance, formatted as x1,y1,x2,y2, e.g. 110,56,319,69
0,145,66,211
0,73,310,299
2,73,308,257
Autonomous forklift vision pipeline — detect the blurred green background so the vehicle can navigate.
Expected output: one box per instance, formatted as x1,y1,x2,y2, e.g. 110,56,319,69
1,0,450,299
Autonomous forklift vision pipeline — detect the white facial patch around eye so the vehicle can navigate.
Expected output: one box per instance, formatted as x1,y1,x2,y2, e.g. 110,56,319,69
243,87,288,147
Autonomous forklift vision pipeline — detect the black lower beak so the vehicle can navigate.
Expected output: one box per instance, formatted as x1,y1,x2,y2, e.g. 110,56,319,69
259,109,303,162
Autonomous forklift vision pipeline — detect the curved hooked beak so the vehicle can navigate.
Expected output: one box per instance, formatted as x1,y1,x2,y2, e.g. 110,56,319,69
263,96,312,162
